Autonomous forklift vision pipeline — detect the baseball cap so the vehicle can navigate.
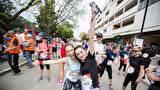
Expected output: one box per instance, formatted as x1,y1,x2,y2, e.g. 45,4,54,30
96,33,103,38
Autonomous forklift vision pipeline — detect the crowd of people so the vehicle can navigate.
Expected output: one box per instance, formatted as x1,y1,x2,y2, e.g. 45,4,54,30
0,5,160,90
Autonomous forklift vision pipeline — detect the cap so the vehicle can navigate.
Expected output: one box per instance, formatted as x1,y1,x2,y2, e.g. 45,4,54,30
123,46,128,50
42,36,48,39
96,33,103,38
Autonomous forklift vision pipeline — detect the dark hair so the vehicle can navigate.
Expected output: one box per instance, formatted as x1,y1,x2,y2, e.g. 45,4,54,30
65,44,74,52
112,45,119,50
74,45,85,64
61,38,67,43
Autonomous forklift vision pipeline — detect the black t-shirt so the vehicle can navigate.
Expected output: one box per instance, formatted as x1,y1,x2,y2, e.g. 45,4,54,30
80,52,99,88
129,55,145,75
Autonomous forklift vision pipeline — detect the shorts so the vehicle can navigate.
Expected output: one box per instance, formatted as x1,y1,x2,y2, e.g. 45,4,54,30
144,62,150,69
62,78,82,90
52,47,57,52
40,64,50,70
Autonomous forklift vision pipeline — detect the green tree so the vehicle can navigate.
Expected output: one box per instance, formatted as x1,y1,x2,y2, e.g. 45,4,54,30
36,0,84,35
0,0,41,32
82,34,89,41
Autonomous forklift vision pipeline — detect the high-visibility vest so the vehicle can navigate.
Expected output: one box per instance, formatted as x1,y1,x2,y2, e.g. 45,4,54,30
8,36,21,54
24,39,35,51
24,33,28,41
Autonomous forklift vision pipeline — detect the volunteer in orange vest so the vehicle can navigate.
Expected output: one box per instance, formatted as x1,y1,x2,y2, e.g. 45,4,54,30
21,29,28,57
24,34,35,68
3,31,22,75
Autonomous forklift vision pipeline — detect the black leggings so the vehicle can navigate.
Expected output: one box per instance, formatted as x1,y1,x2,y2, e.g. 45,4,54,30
100,64,112,79
40,64,50,70
118,62,127,72
148,84,160,90
63,78,82,90
123,74,138,90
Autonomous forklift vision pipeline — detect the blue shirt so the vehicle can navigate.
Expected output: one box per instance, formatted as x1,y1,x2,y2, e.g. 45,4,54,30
102,50,117,65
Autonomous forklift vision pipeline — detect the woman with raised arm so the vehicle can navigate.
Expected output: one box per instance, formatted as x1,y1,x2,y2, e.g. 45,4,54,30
74,5,99,90
33,44,82,90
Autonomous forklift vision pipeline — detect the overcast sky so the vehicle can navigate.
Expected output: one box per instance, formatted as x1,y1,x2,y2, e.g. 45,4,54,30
11,0,105,39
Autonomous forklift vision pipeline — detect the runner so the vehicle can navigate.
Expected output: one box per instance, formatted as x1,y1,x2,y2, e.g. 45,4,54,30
100,45,120,90
74,5,99,90
146,60,160,90
118,46,128,76
122,46,145,90
51,38,58,59
33,44,82,90
56,38,67,85
37,36,52,81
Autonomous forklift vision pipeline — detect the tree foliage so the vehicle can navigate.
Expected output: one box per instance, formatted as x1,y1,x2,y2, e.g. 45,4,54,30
36,0,84,36
82,34,89,41
0,0,40,32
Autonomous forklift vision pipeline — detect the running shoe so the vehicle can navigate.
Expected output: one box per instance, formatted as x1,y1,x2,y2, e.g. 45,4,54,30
56,80,63,85
14,71,23,76
47,77,50,82
38,76,43,81
109,85,113,90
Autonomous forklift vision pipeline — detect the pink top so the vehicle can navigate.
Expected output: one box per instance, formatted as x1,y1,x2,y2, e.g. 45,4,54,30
38,43,51,60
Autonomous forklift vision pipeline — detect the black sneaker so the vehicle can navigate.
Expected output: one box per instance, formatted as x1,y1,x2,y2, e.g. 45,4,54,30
142,76,145,79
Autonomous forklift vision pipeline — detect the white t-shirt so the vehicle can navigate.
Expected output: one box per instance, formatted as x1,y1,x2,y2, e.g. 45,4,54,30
15,34,24,45
94,42,105,63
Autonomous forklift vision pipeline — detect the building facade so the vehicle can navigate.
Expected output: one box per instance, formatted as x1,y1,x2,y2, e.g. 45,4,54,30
95,0,160,52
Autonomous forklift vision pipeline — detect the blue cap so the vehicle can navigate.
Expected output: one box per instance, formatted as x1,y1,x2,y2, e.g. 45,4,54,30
123,46,128,50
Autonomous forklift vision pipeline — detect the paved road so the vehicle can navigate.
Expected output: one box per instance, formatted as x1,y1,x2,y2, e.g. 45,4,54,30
0,62,149,90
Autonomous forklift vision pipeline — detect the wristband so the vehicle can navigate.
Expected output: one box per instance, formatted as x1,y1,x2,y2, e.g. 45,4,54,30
39,61,43,65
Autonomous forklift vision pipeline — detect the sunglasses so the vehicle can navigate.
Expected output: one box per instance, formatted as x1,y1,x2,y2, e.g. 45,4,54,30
132,50,139,52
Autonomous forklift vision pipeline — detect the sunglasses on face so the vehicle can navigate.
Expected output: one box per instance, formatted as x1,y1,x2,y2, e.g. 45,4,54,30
132,50,138,52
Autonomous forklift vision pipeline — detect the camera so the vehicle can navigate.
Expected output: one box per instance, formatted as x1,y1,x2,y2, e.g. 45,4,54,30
89,2,102,14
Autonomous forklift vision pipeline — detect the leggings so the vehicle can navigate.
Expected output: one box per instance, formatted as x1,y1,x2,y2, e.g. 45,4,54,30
118,62,126,72
62,78,82,90
40,64,50,70
123,74,138,90
100,64,112,79
148,84,160,90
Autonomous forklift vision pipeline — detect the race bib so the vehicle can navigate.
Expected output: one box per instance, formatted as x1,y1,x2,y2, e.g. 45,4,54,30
127,67,135,74
81,74,93,90
143,53,148,58
40,52,47,59
124,54,128,59
68,72,79,82
107,60,112,66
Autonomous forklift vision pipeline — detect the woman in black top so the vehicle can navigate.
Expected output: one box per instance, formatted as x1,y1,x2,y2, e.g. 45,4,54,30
122,46,145,90
74,5,99,90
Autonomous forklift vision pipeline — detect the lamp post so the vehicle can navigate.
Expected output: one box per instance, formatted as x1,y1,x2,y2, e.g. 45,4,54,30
140,0,150,39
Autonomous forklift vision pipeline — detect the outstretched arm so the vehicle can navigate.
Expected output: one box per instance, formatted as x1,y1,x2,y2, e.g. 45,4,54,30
33,57,68,65
89,5,96,55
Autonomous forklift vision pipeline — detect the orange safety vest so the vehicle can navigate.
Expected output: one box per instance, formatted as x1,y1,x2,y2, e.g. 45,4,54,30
24,33,28,41
24,39,35,51
8,36,21,54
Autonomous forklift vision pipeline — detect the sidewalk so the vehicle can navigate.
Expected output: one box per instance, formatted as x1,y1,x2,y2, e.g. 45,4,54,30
0,52,38,76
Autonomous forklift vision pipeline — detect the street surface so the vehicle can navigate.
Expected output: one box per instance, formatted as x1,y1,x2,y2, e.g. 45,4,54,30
0,62,148,90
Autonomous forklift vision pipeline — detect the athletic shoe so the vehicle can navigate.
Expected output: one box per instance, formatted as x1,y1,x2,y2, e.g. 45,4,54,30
109,85,113,90
47,77,50,82
38,77,43,81
56,80,63,85
142,76,145,79
14,71,23,76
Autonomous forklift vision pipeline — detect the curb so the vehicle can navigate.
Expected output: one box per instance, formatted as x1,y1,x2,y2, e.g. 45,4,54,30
113,62,150,86
0,57,37,76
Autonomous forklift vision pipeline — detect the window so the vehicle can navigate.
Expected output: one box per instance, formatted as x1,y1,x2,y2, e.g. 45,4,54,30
114,9,123,19
103,29,107,33
116,0,123,6
105,10,110,17
109,16,114,22
122,16,135,27
125,0,138,12
113,22,121,30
